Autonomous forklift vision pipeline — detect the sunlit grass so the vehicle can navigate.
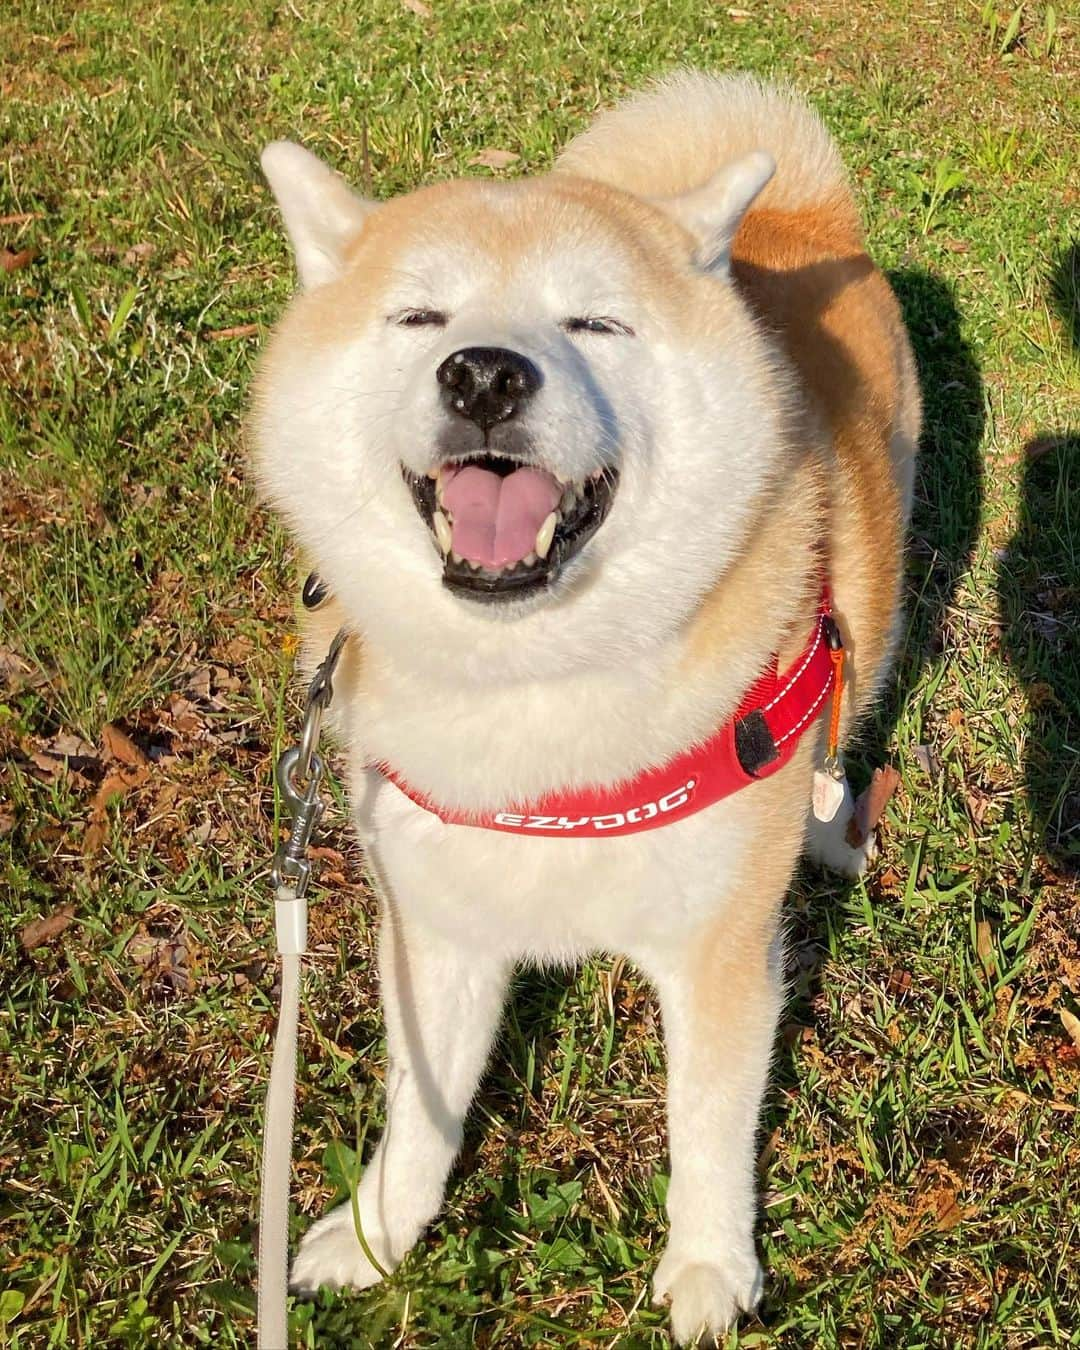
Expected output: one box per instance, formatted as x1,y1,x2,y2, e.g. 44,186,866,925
1,1,1077,1346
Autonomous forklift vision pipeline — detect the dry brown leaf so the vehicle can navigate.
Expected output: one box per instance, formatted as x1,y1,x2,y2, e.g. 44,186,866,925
53,733,97,759
886,967,913,998
126,929,196,994
217,635,254,663
966,787,989,826
1,246,37,273
932,1187,965,1232
28,751,59,779
1061,1008,1080,1052
400,0,431,13
0,212,38,226
123,242,155,264
20,903,76,951
101,722,149,768
976,919,996,976
469,148,519,170
756,1126,780,1173
204,322,259,340
846,765,901,848
0,646,47,692
84,764,149,856
29,731,98,780
308,845,346,866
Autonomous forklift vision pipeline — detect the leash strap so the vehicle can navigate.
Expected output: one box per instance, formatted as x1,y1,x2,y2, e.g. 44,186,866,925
258,936,301,1350
257,631,348,1350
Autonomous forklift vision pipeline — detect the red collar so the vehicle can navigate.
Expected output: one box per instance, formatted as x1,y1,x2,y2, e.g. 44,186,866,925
381,590,840,838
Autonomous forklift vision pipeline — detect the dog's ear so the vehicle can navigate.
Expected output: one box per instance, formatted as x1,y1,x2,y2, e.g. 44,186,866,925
656,151,775,277
260,141,377,290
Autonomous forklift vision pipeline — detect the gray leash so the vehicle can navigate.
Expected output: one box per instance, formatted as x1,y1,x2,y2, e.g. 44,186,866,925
257,629,349,1350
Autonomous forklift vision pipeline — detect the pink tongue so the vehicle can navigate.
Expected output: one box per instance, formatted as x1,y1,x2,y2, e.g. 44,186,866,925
441,465,562,568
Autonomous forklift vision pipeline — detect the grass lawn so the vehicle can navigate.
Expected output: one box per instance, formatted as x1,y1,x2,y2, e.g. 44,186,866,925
1,1,1078,1345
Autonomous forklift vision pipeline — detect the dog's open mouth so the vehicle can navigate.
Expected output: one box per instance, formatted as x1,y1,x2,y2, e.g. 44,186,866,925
403,455,618,602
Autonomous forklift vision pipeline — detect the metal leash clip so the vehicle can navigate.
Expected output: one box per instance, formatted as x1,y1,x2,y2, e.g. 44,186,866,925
269,627,349,899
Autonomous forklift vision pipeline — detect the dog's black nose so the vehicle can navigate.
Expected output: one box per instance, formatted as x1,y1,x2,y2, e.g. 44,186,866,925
436,347,542,431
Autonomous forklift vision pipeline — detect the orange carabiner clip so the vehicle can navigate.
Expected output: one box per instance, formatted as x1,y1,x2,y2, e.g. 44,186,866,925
822,616,845,766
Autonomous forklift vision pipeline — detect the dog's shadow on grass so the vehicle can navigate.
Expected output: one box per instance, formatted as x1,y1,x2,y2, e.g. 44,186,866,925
994,242,1078,877
763,264,987,1320
876,264,987,792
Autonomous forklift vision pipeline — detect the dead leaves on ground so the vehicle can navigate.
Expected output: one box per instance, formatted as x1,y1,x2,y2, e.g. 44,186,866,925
846,764,901,848
19,903,75,952
27,731,98,780
127,924,197,996
1060,1007,1080,1052
0,645,50,695
203,322,259,341
883,1164,975,1255
1,245,37,273
8,638,366,931
84,725,150,857
469,148,519,170
12,651,268,867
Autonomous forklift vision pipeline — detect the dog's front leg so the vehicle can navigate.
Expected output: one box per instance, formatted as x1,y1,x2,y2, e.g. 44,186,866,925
291,901,511,1295
647,917,783,1345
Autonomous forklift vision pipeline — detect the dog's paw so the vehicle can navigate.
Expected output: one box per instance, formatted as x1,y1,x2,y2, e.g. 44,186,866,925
289,1201,393,1296
812,822,878,879
652,1248,763,1346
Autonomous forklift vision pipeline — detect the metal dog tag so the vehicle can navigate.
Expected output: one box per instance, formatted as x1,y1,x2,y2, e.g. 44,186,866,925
812,766,847,823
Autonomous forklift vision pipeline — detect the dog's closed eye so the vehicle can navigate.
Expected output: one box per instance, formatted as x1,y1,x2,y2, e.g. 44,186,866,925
563,315,635,337
392,309,449,328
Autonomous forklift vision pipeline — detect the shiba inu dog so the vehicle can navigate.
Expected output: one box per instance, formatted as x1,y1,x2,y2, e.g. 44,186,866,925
252,71,920,1343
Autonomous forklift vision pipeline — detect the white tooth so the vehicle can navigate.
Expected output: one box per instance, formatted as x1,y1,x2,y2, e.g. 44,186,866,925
451,550,463,564
560,487,576,514
535,511,558,560
426,468,439,479
522,551,538,566
432,510,452,554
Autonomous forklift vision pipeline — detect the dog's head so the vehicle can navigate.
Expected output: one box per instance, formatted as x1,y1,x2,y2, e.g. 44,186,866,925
252,143,786,682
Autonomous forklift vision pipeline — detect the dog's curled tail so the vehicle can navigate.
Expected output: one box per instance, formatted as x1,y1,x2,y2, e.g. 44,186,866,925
557,69,861,238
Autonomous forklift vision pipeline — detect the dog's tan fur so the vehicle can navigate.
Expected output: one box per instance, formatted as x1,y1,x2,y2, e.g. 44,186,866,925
254,70,921,1342
280,88,918,766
